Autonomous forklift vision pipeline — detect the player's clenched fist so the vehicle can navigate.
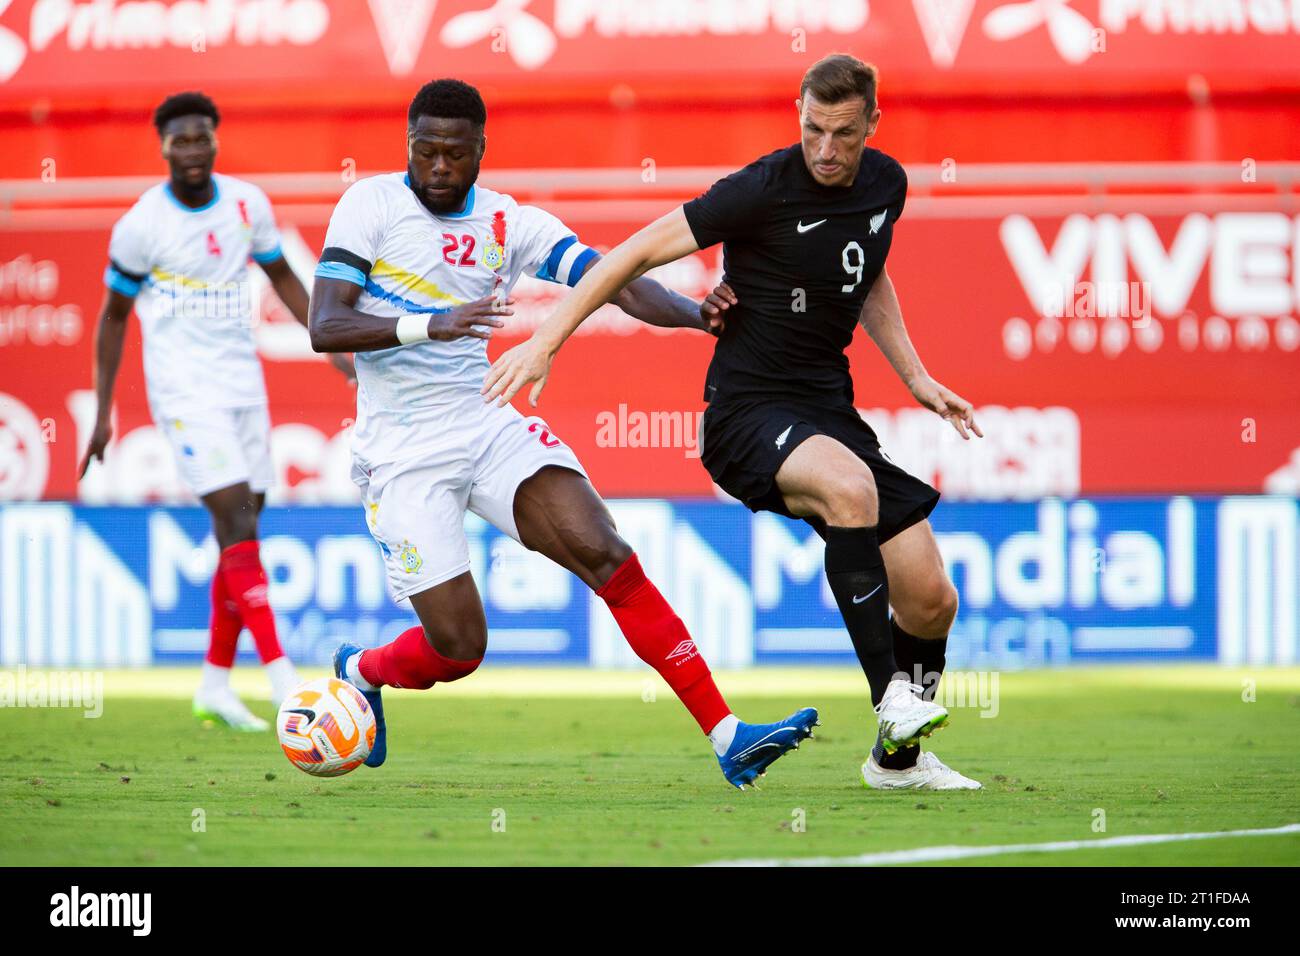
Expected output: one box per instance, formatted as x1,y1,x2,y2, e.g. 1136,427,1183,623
429,294,512,341
481,334,552,408
700,281,737,336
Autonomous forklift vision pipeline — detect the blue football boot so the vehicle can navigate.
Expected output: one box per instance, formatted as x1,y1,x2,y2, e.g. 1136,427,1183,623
717,707,819,789
334,643,387,768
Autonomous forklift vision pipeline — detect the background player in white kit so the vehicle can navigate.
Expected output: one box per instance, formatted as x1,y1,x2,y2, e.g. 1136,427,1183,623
80,92,355,731
310,79,817,788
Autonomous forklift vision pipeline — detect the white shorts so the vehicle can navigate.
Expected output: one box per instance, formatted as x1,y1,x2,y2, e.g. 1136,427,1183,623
156,404,275,498
353,399,588,601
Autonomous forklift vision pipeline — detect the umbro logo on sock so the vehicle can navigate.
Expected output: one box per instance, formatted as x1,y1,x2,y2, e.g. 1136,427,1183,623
242,584,270,607
666,640,698,661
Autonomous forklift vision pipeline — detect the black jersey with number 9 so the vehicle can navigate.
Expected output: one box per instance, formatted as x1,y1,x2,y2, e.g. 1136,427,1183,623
683,144,907,406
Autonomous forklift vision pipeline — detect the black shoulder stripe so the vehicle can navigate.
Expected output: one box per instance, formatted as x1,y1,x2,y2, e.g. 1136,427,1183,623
108,258,147,282
320,246,373,275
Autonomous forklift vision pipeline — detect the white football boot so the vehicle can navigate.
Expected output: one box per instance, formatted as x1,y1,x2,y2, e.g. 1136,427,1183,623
874,679,948,753
193,687,270,732
862,751,983,790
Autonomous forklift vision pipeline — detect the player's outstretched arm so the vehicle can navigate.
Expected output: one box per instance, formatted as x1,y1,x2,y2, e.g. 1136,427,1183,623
78,289,135,478
860,269,983,441
482,206,700,407
597,256,711,333
611,275,735,335
308,277,509,354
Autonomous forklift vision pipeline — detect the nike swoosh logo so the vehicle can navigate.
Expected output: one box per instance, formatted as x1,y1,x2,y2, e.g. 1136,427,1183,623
731,727,799,764
852,584,883,604
796,219,827,233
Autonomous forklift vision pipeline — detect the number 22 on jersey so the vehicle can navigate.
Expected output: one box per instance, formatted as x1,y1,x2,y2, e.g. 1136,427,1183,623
442,233,477,267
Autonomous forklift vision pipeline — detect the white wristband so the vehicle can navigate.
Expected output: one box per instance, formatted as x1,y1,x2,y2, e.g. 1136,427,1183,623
395,314,430,346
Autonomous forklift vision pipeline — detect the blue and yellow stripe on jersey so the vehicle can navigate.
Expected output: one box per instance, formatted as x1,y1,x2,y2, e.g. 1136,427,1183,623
315,247,463,313
149,267,215,289
369,260,463,308
362,278,458,314
316,249,462,313
314,232,597,308
105,256,280,297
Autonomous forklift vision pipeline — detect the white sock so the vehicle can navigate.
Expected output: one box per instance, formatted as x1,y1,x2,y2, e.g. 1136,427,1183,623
265,656,299,704
345,652,377,692
199,662,231,696
707,713,739,756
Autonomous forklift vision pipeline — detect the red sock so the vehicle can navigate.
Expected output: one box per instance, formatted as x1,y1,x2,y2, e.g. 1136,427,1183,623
596,553,731,734
206,568,242,667
218,540,284,665
358,625,482,690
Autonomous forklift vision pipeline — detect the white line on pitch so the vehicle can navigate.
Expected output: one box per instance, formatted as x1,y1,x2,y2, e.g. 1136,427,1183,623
701,822,1300,867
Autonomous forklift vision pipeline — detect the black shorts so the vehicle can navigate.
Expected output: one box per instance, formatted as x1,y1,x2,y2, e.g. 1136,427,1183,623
700,398,940,543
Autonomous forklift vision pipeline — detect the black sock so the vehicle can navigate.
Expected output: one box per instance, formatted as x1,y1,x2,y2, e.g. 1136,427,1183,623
823,525,896,706
912,629,948,703
873,618,949,769
892,617,948,700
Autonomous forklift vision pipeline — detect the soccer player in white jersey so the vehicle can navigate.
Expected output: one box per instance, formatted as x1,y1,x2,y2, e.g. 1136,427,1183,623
80,92,354,731
310,79,817,788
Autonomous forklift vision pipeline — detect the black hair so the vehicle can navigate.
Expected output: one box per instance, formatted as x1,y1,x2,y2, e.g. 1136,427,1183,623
153,91,220,137
407,78,487,130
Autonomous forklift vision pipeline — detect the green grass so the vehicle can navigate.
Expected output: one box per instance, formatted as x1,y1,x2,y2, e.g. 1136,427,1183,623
3,667,1298,866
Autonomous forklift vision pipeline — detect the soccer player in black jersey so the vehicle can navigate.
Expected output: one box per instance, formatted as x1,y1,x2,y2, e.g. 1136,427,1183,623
484,54,983,790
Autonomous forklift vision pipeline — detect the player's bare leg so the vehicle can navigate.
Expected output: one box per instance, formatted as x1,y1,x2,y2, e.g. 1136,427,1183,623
510,466,631,590
512,465,818,788
405,574,489,670
193,482,297,727
203,482,262,550
776,436,949,755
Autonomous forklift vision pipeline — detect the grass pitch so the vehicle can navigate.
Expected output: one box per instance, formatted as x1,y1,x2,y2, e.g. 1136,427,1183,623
3,666,1297,866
